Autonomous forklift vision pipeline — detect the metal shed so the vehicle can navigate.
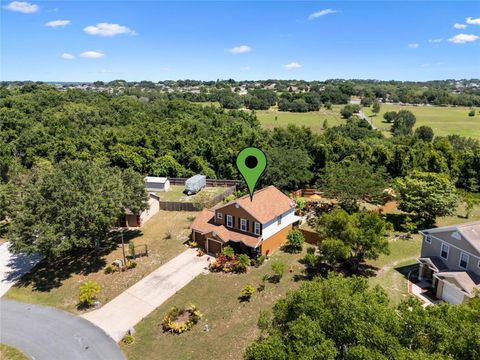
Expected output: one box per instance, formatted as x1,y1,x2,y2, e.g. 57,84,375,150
145,176,170,192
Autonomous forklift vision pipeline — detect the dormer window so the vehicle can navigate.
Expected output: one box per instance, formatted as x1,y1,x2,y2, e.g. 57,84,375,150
226,215,233,228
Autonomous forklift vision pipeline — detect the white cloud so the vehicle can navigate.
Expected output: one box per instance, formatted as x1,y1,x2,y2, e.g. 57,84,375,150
80,51,105,59
160,67,173,72
448,33,479,44
61,53,75,60
454,23,467,29
3,1,39,13
421,62,442,68
84,23,136,37
226,45,252,54
428,38,443,43
308,9,337,20
283,62,302,70
408,43,420,48
241,66,250,71
466,17,480,25
45,20,70,27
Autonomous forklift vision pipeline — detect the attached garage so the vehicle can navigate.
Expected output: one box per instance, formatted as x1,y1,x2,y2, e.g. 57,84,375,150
206,238,223,255
441,282,465,305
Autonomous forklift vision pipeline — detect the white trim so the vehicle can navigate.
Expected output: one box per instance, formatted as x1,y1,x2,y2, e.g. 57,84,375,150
226,215,233,228
206,237,223,254
440,243,450,260
459,252,469,269
254,222,261,236
215,201,262,223
240,218,247,232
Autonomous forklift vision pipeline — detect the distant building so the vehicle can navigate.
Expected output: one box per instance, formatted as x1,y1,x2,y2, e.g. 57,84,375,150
145,176,170,192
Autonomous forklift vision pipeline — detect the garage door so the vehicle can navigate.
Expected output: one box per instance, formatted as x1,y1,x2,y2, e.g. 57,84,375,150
207,239,222,255
442,282,464,305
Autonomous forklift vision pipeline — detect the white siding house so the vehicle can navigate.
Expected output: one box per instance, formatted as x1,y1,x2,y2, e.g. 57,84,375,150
261,208,298,240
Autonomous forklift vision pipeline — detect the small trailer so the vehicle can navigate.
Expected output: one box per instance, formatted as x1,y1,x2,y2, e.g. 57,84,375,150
185,175,206,195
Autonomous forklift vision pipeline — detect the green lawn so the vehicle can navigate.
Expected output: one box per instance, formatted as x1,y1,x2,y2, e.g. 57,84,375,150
0,344,29,360
5,211,196,314
363,104,480,139
121,249,307,360
256,105,345,133
157,185,226,203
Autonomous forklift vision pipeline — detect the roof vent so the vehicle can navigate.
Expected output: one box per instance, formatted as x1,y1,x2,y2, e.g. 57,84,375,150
235,203,240,209
452,231,461,240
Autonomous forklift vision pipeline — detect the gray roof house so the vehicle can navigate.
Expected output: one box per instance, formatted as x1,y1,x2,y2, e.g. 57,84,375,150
418,221,480,304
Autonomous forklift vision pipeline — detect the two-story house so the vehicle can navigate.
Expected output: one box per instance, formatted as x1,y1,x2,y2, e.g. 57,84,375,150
190,186,299,257
418,221,480,304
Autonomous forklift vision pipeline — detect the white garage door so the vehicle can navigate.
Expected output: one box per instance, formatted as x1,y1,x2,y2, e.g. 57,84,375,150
442,282,464,305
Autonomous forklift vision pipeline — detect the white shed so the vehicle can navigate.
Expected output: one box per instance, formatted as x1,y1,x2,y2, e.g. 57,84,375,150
145,176,170,192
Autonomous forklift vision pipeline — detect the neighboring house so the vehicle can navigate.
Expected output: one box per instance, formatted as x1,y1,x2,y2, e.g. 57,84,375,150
190,186,300,256
123,193,160,227
418,221,480,304
145,176,170,192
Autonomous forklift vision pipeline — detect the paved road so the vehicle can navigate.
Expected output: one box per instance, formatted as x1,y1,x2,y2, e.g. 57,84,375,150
0,299,125,360
82,248,212,341
0,242,42,297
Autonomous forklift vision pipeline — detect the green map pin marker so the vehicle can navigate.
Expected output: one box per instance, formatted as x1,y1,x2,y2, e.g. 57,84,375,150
236,147,267,201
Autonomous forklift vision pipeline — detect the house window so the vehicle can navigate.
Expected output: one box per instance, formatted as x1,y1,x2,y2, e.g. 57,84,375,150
440,243,449,260
425,235,431,244
226,215,233,228
459,253,469,269
254,222,261,236
240,218,247,232
478,260,480,269
277,215,282,225
217,212,223,220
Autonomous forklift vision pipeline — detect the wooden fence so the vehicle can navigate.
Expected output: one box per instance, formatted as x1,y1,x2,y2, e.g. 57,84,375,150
168,177,242,187
290,189,322,199
300,229,321,245
158,185,236,212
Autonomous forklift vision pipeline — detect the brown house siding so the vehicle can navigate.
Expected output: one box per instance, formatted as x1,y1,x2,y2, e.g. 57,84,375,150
215,204,259,235
193,231,206,249
261,224,292,255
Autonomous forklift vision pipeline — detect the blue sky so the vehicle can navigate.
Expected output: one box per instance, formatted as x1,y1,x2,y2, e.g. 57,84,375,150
1,1,479,81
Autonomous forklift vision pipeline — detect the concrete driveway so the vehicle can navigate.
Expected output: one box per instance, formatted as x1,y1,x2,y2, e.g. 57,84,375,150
82,248,212,341
0,242,42,297
0,299,125,360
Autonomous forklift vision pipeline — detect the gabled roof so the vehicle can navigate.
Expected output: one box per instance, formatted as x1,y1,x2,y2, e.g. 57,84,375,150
436,271,480,295
421,221,480,254
145,176,168,183
217,186,294,224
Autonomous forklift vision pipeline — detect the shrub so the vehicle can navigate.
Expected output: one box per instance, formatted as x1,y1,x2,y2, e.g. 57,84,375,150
122,335,134,345
104,265,114,274
284,229,305,253
223,194,236,203
255,255,266,267
79,280,100,308
257,310,271,332
126,260,137,269
271,261,285,283
468,109,475,117
222,246,235,259
162,304,202,334
129,242,136,259
236,254,251,273
241,284,255,301
188,240,198,248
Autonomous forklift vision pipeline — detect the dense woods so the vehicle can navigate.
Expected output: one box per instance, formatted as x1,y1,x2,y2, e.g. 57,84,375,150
0,84,479,254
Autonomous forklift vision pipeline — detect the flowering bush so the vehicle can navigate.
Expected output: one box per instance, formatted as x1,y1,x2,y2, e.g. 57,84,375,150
162,304,202,334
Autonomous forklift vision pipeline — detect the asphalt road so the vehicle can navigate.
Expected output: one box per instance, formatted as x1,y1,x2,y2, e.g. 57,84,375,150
0,300,125,360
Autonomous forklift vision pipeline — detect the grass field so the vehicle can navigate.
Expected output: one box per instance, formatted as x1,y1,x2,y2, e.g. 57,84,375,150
121,249,307,360
256,105,345,133
5,211,196,314
157,185,226,202
256,104,480,140
0,344,29,360
363,104,480,139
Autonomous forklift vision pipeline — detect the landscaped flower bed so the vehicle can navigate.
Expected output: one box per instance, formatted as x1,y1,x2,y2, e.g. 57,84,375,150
208,253,250,273
161,304,202,334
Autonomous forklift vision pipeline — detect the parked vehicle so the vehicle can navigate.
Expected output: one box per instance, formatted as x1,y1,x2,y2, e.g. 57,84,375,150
185,175,206,195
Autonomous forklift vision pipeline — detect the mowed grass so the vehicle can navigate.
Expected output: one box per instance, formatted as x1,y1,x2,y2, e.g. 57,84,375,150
121,249,307,360
157,185,226,202
363,104,480,139
5,211,196,314
368,201,480,304
0,344,29,360
256,105,345,133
